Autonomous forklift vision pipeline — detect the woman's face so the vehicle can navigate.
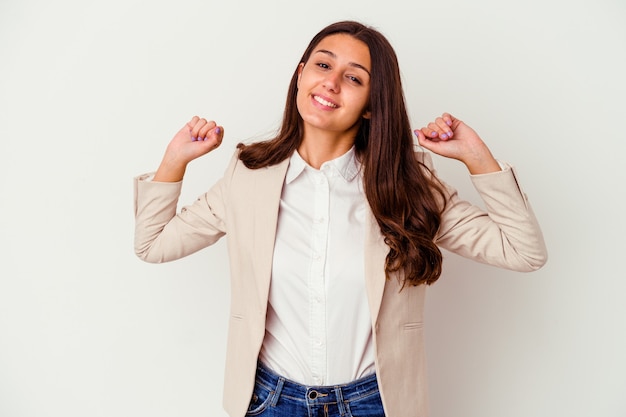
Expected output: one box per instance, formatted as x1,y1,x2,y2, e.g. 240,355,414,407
296,34,371,138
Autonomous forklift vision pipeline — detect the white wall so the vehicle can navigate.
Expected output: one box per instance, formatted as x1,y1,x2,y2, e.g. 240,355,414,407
1,0,624,416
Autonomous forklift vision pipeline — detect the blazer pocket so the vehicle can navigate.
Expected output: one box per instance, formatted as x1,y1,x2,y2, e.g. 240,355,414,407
231,314,244,322
403,322,424,331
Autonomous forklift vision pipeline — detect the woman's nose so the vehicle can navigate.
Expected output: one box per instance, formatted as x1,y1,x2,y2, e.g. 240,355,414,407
323,72,341,92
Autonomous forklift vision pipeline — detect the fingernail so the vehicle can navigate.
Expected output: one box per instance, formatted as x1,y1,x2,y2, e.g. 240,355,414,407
446,120,452,126
191,137,197,141
431,131,438,137
413,130,419,137
215,127,221,134
440,133,448,140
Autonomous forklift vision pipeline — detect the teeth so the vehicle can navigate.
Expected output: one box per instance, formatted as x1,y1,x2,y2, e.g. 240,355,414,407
313,95,337,108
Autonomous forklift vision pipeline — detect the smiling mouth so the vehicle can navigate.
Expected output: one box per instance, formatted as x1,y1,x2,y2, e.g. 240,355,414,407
313,95,338,108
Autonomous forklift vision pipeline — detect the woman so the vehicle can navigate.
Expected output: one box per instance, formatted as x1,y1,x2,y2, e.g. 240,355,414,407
134,21,547,417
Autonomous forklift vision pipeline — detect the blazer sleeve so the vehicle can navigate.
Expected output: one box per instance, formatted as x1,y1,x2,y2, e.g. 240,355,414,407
133,151,239,263
423,153,548,272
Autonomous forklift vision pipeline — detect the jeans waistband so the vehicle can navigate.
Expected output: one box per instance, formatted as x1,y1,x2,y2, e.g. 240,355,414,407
255,361,380,405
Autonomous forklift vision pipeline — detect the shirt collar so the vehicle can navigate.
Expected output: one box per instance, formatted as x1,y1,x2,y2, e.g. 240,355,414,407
285,146,360,184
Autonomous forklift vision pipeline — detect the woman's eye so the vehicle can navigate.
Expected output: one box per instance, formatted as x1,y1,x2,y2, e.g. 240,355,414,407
316,63,329,69
348,76,362,85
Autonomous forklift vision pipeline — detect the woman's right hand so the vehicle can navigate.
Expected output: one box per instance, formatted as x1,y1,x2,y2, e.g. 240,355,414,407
153,116,224,182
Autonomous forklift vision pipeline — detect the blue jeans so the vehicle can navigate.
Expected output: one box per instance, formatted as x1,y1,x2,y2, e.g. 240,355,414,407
245,362,386,417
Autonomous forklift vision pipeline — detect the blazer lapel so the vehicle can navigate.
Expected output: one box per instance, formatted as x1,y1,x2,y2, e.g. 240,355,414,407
251,159,290,309
364,207,388,326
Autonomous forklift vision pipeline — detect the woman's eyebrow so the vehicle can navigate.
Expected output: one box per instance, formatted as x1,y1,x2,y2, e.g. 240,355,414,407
314,49,371,76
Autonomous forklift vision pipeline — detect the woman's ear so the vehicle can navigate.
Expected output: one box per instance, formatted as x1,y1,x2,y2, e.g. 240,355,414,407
297,63,304,87
362,109,371,119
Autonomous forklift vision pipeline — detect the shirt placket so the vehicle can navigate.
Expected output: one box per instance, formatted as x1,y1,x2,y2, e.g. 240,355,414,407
309,168,330,385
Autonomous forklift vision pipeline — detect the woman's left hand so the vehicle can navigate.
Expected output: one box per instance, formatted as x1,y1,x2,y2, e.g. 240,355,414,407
414,113,501,175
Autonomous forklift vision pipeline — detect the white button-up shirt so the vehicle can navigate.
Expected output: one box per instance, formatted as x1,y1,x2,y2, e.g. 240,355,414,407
258,147,376,385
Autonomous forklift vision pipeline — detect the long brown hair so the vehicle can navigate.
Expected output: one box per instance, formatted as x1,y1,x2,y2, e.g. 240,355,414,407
237,21,447,286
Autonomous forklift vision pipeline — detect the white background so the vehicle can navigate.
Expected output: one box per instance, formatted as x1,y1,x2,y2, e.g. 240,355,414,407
1,0,624,416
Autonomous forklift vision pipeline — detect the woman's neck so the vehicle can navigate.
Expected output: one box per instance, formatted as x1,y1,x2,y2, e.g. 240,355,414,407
297,128,357,169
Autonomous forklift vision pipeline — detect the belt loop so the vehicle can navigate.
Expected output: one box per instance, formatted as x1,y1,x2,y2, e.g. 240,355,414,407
334,386,346,415
271,377,285,407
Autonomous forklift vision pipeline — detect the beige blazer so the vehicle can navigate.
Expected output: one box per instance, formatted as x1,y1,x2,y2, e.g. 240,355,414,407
134,150,547,417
